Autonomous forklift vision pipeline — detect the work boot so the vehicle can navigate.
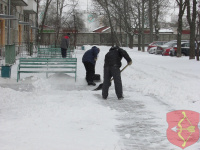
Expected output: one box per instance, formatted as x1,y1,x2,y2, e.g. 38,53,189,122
88,82,96,86
102,96,107,100
118,96,124,100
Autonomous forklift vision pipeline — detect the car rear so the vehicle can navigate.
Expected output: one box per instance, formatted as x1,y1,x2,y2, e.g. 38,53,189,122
170,42,190,56
147,41,167,51
156,41,176,55
162,48,173,56
147,42,157,51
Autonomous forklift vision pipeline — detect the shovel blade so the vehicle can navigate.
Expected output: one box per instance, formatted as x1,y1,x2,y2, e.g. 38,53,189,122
93,83,103,91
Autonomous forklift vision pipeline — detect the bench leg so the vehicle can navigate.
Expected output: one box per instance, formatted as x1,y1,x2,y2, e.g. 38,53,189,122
46,72,48,78
17,72,20,82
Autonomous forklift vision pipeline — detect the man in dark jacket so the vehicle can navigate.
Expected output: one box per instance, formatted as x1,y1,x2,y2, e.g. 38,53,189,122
82,46,100,86
102,46,132,100
60,33,70,58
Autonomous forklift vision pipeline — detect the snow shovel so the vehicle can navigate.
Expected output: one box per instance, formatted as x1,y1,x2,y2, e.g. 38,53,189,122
93,64,129,91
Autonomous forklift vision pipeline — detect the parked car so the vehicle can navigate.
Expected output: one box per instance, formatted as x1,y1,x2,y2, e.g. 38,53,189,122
147,41,167,52
148,47,157,54
170,42,199,56
162,41,189,56
162,47,173,56
156,40,189,55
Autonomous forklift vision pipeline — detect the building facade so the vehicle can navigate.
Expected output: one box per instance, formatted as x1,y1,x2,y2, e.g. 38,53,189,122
0,0,37,54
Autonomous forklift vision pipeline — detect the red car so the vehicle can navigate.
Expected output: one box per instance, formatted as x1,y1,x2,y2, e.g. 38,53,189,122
162,47,173,56
147,41,167,51
161,40,189,56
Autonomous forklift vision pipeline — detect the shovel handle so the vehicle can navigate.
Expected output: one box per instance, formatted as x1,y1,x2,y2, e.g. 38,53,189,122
110,64,129,81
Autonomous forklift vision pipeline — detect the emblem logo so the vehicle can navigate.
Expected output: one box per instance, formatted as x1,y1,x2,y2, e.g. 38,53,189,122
167,110,199,149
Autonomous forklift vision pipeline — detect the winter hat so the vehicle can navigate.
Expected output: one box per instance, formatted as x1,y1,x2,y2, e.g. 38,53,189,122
92,46,100,53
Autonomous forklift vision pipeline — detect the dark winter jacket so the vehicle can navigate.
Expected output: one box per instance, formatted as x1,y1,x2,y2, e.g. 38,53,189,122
60,36,70,49
82,46,100,65
104,46,132,68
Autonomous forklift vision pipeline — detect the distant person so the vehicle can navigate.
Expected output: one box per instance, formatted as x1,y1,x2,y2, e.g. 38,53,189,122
82,46,100,86
102,46,132,100
60,33,70,58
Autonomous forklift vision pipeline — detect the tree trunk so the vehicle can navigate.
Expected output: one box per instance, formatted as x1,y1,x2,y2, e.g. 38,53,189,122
177,18,182,57
154,0,160,41
196,13,200,61
189,24,196,59
36,0,40,46
196,41,200,61
176,0,186,57
105,0,115,46
149,0,153,43
186,0,197,59
129,34,133,49
142,0,145,52
138,34,141,51
138,2,141,51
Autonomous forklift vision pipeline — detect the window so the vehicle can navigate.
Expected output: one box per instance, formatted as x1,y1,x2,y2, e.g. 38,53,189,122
24,14,29,31
0,4,3,14
4,5,7,14
183,43,190,47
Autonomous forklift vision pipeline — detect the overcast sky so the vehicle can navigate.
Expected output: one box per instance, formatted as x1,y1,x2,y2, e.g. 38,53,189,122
77,0,178,22
78,0,92,11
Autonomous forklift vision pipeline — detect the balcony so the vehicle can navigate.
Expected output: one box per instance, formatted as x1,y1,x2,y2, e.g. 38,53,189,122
24,0,37,14
11,0,28,6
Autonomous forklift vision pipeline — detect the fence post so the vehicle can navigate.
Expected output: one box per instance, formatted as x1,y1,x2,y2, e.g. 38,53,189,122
30,42,33,56
5,44,15,65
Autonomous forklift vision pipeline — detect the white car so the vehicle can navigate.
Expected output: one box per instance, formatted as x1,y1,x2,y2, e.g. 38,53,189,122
148,47,157,54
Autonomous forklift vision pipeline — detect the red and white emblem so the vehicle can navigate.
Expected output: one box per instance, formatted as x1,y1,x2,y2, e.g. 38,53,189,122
167,110,199,149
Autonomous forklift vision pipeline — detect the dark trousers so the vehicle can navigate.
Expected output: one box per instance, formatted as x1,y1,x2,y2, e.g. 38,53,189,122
61,48,67,58
102,66,123,99
83,62,95,83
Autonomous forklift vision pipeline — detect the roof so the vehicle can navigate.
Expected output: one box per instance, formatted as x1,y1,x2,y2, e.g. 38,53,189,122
134,28,174,34
182,30,190,34
93,26,110,33
159,29,173,33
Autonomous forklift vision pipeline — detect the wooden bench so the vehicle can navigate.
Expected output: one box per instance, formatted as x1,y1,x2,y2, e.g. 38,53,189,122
17,58,77,82
37,48,72,58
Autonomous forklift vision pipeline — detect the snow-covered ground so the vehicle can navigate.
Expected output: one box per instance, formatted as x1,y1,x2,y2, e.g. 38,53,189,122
0,45,200,150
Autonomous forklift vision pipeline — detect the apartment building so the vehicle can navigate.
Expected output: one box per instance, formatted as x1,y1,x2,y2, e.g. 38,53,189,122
0,0,37,48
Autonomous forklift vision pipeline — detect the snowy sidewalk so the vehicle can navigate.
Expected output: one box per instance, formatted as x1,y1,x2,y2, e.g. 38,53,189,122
95,90,200,150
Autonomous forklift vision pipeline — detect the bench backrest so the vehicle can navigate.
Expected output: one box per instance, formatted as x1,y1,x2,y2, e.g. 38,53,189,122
19,58,77,66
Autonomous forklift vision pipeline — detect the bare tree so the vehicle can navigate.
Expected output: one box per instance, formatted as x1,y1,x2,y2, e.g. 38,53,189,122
92,0,170,49
93,0,137,48
40,0,53,42
63,10,85,31
186,0,197,59
55,0,66,47
43,0,81,47
176,0,187,57
54,0,78,47
92,0,114,46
